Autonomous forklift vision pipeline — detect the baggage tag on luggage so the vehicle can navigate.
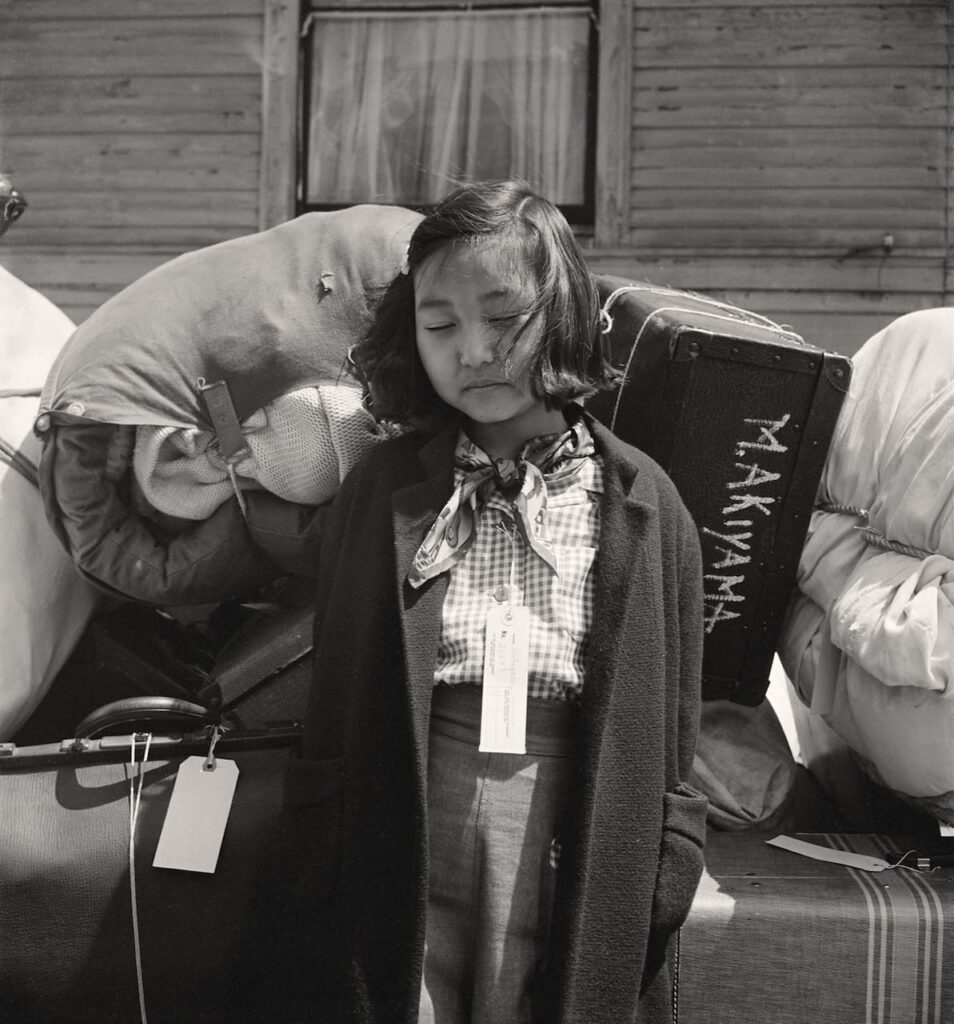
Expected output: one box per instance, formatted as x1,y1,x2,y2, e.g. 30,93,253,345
153,730,238,873
767,835,895,873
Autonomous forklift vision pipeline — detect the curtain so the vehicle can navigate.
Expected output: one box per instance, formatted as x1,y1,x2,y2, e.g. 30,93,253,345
305,8,590,206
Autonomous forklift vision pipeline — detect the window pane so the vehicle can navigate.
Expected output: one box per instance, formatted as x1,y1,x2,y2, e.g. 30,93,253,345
304,8,591,206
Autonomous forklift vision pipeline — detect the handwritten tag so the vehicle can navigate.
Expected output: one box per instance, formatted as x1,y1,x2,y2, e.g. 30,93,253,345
153,756,238,873
479,602,529,754
766,835,892,873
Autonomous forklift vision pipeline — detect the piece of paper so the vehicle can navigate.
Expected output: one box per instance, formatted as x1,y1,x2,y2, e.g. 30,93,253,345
153,755,239,874
766,835,892,873
479,602,530,754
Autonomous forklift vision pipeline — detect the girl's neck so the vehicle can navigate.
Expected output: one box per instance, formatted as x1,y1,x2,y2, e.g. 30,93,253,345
464,405,568,459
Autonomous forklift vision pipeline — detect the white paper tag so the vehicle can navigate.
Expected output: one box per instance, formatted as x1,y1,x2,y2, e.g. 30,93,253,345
479,602,530,754
153,755,239,873
766,835,892,873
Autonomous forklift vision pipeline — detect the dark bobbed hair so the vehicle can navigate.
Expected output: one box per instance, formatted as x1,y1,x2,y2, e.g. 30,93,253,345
351,179,619,430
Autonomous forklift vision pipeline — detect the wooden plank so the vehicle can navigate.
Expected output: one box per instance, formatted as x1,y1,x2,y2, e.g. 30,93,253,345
1,224,256,247
632,5,949,68
260,0,300,229
633,0,944,8
629,188,943,213
583,254,945,295
4,0,260,17
630,126,944,154
632,43,947,70
724,289,944,315
628,166,945,190
1,75,261,135
633,65,950,91
626,205,943,230
0,250,175,289
632,88,949,129
2,135,259,191
15,189,257,226
628,226,946,249
0,18,263,77
594,0,632,245
631,147,945,173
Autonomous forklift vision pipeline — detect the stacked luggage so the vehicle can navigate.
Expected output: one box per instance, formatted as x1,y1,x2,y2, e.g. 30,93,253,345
4,215,952,1022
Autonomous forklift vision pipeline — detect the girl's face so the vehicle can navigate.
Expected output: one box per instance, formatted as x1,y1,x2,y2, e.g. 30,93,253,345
413,240,566,456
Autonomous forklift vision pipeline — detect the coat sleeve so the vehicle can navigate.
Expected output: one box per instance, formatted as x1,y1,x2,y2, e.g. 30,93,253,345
242,490,328,580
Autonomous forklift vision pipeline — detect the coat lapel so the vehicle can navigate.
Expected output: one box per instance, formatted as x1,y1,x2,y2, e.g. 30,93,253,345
390,428,457,781
584,419,658,732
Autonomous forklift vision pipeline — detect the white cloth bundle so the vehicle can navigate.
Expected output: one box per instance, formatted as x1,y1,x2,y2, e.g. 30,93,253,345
0,267,98,737
779,308,954,818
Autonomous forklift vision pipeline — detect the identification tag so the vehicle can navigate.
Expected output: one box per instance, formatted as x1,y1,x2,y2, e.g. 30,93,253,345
153,755,239,874
479,601,530,754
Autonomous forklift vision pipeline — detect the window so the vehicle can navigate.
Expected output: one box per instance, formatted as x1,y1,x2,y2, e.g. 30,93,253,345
298,2,597,224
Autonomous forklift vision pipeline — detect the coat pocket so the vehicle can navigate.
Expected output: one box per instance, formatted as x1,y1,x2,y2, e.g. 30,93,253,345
643,782,708,985
280,754,345,907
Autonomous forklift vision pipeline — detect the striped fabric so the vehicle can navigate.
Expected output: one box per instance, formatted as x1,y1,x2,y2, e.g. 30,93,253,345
677,832,952,1024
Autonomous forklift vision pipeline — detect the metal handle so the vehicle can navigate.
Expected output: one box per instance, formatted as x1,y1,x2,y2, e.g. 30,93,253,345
73,697,219,741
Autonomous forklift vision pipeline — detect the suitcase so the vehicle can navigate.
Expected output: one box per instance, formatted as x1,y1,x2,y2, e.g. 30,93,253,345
15,597,314,744
196,601,313,728
0,697,301,1024
676,832,954,1023
590,277,852,704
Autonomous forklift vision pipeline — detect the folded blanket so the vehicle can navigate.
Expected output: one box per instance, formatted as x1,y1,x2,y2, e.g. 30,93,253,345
36,205,422,605
779,308,954,820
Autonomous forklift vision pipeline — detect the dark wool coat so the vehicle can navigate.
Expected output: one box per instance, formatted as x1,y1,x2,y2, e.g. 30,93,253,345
246,412,706,1024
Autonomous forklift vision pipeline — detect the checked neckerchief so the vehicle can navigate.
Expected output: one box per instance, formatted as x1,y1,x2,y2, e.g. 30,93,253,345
408,419,595,588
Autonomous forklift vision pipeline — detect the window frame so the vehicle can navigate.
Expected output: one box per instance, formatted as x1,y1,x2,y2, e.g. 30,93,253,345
260,0,631,245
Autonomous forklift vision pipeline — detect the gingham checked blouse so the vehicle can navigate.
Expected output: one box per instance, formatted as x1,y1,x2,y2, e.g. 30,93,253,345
431,424,603,700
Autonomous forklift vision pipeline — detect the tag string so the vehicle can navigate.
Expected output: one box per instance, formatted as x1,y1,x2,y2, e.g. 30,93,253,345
129,732,153,1024
204,724,225,772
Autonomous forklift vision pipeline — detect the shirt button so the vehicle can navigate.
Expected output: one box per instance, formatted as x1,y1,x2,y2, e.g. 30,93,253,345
66,401,85,416
493,584,510,603
34,413,51,433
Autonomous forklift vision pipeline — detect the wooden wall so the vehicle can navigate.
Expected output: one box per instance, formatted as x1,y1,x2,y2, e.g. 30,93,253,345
585,0,953,354
0,0,951,357
0,0,264,323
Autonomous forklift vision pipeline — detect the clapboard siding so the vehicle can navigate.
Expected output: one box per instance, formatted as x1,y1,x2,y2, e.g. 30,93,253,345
9,0,262,16
0,0,263,323
2,76,261,135
629,2,952,259
0,0,950,354
0,19,263,78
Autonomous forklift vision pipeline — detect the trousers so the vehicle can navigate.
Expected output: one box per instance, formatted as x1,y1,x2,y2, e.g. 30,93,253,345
418,684,578,1024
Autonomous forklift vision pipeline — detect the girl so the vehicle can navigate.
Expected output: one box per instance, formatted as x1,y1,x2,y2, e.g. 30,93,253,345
257,180,706,1024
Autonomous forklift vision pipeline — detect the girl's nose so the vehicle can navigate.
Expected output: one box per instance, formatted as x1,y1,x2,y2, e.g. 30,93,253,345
458,323,497,367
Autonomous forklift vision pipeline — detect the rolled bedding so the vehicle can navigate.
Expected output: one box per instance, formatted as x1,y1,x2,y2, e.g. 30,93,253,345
0,267,99,737
35,205,422,606
778,308,954,823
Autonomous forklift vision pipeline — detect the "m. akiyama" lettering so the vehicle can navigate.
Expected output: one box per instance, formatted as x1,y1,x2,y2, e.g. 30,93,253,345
701,414,790,634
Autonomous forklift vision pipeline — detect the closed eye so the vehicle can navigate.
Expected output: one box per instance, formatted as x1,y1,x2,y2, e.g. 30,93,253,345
424,322,455,332
487,311,526,327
